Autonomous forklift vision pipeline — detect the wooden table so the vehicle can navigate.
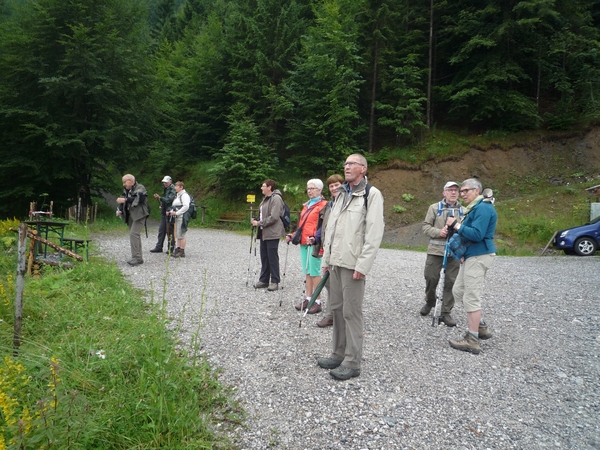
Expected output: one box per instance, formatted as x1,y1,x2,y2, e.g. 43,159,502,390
24,220,69,258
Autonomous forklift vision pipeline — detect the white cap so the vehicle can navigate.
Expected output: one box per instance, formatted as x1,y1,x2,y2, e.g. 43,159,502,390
444,181,459,190
161,176,172,183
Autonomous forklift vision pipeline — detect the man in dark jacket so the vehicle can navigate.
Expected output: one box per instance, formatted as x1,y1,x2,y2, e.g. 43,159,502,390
150,175,176,253
116,174,150,266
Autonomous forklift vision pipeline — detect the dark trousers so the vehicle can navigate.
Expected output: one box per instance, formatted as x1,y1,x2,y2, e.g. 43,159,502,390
154,214,175,250
424,253,460,315
259,239,280,284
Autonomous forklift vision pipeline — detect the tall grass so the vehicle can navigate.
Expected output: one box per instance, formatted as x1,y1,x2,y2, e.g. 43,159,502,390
0,221,241,449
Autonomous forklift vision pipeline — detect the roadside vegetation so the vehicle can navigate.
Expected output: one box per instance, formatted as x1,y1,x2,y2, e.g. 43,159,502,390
0,220,242,449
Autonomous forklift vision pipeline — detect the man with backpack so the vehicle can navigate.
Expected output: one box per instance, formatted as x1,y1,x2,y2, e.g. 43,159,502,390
420,181,463,326
251,179,285,291
317,154,384,380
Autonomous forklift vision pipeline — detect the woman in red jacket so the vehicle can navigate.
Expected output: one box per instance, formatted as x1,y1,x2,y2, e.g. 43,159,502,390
286,179,327,314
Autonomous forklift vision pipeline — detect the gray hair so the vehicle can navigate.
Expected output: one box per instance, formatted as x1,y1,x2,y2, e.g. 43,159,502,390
307,179,323,190
461,178,482,194
348,153,368,167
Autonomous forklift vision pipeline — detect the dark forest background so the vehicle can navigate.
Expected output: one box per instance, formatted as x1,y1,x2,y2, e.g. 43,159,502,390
1,0,599,218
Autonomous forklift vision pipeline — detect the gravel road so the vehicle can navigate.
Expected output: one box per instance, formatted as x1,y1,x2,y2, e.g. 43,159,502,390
96,226,600,450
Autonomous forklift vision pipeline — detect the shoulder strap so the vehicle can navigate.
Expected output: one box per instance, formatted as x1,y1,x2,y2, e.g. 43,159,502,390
363,183,372,210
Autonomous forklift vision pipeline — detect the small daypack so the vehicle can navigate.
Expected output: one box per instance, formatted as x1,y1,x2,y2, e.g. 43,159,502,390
188,195,198,220
275,193,291,230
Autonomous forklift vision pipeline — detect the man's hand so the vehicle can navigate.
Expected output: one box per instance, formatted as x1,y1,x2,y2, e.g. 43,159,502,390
440,225,448,238
307,236,316,245
353,270,365,280
321,266,329,275
116,197,126,204
251,219,259,227
153,193,160,199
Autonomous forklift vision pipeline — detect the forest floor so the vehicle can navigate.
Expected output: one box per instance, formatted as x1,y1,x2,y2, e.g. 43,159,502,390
374,125,600,248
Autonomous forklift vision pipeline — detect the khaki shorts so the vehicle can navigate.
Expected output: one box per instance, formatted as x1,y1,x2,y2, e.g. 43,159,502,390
452,254,495,312
175,216,187,239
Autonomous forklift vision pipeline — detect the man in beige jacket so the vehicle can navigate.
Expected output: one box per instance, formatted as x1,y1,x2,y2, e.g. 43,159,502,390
317,154,384,380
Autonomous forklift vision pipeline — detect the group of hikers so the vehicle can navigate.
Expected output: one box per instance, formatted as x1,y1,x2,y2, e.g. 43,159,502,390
116,153,497,380
116,174,192,265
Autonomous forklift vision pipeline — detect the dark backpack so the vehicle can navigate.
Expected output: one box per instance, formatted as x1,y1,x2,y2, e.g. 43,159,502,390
188,195,197,220
280,200,291,230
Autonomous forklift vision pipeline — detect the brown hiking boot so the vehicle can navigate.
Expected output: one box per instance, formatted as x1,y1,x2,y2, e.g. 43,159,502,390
170,248,181,257
420,303,433,316
307,302,322,314
449,332,481,354
317,316,333,327
439,314,457,327
479,324,493,340
295,299,309,311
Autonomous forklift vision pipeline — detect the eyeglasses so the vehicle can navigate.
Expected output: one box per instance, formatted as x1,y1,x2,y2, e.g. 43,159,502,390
459,188,476,194
306,187,319,191
343,161,365,168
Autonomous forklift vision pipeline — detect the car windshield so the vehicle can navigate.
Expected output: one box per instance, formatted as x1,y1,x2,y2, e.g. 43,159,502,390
587,215,600,225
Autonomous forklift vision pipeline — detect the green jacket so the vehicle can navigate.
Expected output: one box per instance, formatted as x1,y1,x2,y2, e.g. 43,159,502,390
159,184,176,216
119,182,150,223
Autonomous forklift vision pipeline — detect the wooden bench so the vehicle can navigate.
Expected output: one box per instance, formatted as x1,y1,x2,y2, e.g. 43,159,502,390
62,237,92,260
216,213,247,224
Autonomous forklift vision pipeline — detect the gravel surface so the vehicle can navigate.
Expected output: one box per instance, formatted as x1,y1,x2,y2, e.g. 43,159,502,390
96,226,600,450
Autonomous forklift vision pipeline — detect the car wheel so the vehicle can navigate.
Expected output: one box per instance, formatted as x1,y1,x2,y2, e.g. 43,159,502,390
573,237,597,256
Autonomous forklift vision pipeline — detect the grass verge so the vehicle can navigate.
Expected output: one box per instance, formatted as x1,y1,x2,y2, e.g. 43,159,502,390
0,220,242,449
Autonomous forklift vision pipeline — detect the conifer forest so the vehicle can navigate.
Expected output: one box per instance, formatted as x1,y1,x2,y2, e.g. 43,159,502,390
0,0,599,217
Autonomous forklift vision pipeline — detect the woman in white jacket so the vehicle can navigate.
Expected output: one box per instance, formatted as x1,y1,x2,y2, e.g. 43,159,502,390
167,181,190,258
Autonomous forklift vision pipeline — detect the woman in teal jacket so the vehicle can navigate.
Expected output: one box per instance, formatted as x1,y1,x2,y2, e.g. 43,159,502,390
445,178,497,355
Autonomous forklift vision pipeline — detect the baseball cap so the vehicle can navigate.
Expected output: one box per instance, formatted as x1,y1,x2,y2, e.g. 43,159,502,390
161,176,172,183
444,181,459,190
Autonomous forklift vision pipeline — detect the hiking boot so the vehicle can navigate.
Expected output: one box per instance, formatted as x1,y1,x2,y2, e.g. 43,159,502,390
127,259,143,266
254,281,268,289
317,357,342,370
170,248,182,258
177,249,185,258
295,299,309,311
420,304,433,316
479,324,493,340
307,302,322,314
439,314,457,327
330,365,360,380
317,316,333,328
449,332,481,355
149,247,162,253
267,283,279,291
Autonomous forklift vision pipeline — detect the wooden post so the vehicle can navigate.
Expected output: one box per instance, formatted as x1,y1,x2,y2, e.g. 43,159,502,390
27,230,36,275
77,196,82,223
94,202,98,223
49,200,53,220
14,222,27,355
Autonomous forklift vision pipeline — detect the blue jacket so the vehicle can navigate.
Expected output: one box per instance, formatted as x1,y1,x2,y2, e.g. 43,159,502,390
458,201,497,258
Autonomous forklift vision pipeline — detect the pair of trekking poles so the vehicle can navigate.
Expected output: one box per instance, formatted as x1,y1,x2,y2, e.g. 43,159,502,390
245,227,328,326
244,226,290,307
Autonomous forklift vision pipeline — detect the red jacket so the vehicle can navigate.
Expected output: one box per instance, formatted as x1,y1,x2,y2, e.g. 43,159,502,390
299,198,327,245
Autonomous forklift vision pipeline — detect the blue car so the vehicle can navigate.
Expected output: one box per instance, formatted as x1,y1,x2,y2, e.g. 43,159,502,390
553,216,600,256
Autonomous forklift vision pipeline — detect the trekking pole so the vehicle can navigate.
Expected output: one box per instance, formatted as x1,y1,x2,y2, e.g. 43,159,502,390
246,226,256,287
432,242,449,327
251,232,259,288
279,241,290,306
298,244,311,325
